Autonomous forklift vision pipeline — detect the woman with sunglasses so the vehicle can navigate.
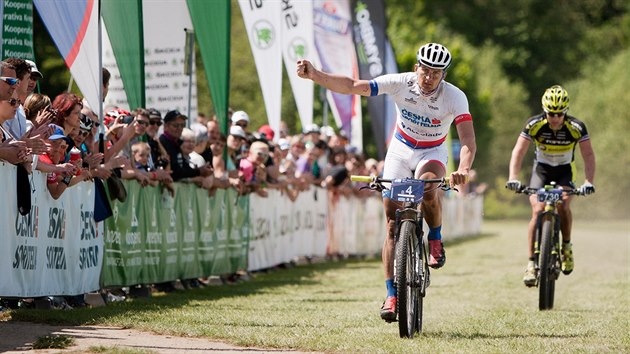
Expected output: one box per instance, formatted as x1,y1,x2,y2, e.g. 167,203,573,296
507,85,597,286
0,98,28,164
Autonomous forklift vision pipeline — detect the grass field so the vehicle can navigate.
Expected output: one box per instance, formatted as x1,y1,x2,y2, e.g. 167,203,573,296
10,220,629,353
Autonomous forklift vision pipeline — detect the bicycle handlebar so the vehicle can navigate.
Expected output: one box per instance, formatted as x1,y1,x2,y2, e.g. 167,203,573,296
350,175,450,186
515,186,584,196
350,175,457,190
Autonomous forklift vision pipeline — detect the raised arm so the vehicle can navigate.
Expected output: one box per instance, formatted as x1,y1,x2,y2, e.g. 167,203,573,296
296,60,371,96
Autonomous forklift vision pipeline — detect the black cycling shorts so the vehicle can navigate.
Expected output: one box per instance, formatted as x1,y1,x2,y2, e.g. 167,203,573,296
529,162,574,189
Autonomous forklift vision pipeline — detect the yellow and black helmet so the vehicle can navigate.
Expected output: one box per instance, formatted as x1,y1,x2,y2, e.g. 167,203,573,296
541,85,569,113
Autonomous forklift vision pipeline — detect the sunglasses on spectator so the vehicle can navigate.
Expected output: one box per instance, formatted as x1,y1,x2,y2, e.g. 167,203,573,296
257,151,269,159
236,122,248,128
6,98,21,106
149,120,162,126
78,130,90,137
136,120,149,126
0,77,19,86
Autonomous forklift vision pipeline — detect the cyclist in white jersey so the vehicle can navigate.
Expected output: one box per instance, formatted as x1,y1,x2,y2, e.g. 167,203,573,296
297,43,476,322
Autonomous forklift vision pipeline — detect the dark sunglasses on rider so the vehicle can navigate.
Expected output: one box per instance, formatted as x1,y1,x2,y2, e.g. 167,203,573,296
545,110,567,118
0,77,19,86
149,120,162,126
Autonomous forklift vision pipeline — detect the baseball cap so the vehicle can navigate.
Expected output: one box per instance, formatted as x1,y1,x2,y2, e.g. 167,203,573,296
164,110,187,123
25,59,43,79
229,125,247,139
278,138,290,151
258,124,275,140
48,124,74,148
147,108,162,120
303,123,320,134
231,110,250,125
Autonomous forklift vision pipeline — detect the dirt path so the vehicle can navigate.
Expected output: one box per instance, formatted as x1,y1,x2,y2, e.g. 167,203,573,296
0,321,313,353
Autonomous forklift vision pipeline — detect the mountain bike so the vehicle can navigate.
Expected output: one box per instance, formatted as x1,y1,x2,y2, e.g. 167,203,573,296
351,175,451,338
514,182,584,310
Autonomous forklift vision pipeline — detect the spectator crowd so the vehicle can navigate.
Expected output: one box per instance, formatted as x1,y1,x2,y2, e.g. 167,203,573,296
0,58,385,311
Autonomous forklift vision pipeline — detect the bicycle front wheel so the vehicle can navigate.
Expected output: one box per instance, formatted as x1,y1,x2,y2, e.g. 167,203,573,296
538,217,557,310
396,220,420,338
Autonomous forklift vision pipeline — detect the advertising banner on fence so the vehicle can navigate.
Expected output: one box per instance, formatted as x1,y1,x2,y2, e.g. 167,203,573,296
0,164,101,297
101,181,249,288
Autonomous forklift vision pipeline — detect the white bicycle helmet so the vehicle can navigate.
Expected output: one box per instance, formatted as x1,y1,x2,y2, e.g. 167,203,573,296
416,43,452,70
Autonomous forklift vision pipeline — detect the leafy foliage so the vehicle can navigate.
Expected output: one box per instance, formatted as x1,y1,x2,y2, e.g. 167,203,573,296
29,1,628,217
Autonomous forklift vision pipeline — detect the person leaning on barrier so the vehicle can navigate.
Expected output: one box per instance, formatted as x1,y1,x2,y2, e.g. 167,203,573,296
37,125,92,200
159,110,213,182
506,85,596,286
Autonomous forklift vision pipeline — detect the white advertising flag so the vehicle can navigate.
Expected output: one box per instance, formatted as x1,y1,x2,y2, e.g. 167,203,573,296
281,0,317,129
238,0,283,140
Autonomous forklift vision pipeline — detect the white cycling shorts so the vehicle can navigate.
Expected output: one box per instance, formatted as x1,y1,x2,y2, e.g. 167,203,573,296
382,137,448,198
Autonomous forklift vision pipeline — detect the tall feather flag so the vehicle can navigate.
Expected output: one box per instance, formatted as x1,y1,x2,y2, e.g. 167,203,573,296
281,0,317,129
187,0,231,134
238,0,283,141
33,0,102,112
101,0,144,109
352,0,389,159
314,0,362,150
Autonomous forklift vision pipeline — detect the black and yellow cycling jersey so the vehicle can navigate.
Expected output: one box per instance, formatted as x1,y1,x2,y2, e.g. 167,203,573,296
520,113,589,166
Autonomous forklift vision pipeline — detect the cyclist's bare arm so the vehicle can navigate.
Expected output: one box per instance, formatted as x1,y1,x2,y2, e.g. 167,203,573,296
452,121,476,186
578,139,596,184
508,136,531,180
296,59,371,96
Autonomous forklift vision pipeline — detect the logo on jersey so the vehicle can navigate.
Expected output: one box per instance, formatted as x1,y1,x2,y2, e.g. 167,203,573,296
404,97,417,104
401,108,442,128
428,105,439,110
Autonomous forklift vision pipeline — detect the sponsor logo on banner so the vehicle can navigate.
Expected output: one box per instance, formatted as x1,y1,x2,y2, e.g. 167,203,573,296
47,207,66,239
13,245,37,270
288,37,308,61
354,1,383,77
252,20,275,49
80,204,96,241
15,205,39,238
46,246,66,270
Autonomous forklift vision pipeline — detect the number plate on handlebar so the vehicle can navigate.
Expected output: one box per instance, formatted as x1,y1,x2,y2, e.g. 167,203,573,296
537,188,562,203
391,179,425,203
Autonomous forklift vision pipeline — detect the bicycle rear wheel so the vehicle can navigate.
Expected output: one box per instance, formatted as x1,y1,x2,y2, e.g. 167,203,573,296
396,220,420,338
538,217,557,310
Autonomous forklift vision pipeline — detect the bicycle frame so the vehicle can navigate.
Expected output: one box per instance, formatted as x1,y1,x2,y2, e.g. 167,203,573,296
351,175,449,337
516,182,582,310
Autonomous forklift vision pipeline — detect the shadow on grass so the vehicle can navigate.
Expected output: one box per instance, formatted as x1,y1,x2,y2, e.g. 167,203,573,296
8,259,367,326
427,330,587,340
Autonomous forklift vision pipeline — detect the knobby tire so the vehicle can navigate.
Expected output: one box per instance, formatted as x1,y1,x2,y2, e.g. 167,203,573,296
538,218,556,310
396,221,419,338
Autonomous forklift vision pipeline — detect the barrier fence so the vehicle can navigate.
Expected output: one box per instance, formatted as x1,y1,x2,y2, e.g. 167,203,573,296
0,162,483,297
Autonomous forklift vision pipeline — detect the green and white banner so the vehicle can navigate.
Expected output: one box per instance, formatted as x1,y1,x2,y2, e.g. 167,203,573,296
1,0,34,60
101,181,249,287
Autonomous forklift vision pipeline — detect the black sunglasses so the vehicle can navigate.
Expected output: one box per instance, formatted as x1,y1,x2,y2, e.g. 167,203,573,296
149,120,162,126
